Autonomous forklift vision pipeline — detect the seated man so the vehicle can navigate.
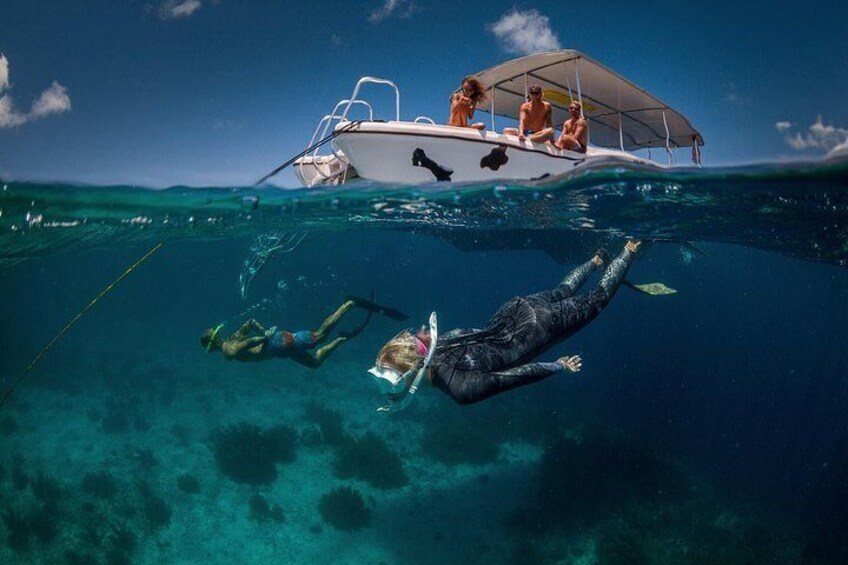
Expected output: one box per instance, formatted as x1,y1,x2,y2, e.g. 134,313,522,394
555,100,588,153
503,84,554,143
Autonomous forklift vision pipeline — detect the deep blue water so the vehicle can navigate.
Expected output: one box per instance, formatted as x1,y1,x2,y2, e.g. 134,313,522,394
1,162,847,563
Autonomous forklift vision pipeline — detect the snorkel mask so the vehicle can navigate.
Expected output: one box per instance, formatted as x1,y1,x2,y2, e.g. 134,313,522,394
368,312,439,413
367,365,413,396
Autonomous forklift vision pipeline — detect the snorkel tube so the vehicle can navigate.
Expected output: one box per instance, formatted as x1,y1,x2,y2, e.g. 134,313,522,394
206,323,225,353
377,312,438,414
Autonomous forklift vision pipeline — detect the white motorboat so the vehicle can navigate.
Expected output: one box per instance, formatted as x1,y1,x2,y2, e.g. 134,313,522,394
293,50,703,187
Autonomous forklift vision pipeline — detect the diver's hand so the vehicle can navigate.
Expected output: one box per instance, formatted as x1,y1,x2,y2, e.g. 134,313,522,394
557,355,582,373
625,240,641,253
264,326,277,338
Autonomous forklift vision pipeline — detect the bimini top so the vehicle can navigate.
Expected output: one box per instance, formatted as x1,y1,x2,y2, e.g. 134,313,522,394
473,50,704,151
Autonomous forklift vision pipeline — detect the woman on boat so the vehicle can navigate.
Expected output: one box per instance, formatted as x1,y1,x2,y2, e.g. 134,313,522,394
202,296,407,369
448,76,487,130
367,241,640,411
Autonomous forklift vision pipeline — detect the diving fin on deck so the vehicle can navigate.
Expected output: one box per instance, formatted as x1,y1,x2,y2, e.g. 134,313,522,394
346,295,410,321
624,279,678,296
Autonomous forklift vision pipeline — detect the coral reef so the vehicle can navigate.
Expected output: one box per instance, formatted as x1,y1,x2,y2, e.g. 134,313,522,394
534,428,686,526
211,421,298,485
318,486,371,531
264,424,297,463
11,457,29,490
305,403,347,446
332,431,408,489
131,447,158,470
81,470,118,500
0,414,19,435
420,418,499,466
248,494,285,523
31,470,63,510
177,473,200,494
137,480,172,529
2,508,32,551
100,408,129,434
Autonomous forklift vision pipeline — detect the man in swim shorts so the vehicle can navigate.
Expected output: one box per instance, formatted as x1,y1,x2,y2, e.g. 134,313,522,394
555,100,588,153
503,84,554,143
201,296,407,369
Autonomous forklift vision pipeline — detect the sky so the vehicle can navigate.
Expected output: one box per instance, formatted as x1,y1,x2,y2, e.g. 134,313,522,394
0,0,846,188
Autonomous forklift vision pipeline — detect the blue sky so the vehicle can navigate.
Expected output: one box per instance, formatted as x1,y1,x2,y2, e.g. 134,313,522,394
1,0,846,187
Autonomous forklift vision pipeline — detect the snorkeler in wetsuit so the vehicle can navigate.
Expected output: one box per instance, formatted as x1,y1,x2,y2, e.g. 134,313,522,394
202,296,408,369
367,241,640,411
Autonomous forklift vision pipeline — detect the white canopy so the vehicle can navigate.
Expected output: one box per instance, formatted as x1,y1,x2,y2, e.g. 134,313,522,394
473,50,704,151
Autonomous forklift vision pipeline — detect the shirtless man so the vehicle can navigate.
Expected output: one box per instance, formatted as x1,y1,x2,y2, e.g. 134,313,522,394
555,100,588,153
503,84,554,143
200,296,408,369
448,76,486,130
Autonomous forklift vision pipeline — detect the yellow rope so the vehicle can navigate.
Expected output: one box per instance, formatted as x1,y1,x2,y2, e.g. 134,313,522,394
0,243,163,408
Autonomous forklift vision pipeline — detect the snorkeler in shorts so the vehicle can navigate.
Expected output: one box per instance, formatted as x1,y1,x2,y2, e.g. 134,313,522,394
201,296,408,369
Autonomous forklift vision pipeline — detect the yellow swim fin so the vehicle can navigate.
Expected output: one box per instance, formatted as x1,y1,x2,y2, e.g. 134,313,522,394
628,281,677,295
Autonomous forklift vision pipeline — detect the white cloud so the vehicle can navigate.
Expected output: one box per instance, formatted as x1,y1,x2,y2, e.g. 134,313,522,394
827,138,848,157
777,116,848,151
0,95,27,128
775,121,792,133
158,0,202,20
31,81,71,117
488,9,561,55
0,55,9,91
0,54,71,129
368,0,418,24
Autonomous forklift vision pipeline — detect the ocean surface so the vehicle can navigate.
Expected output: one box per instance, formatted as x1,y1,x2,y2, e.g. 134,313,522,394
1,157,847,564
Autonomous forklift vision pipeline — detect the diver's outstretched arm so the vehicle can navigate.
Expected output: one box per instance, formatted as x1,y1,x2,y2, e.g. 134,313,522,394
222,335,268,359
445,361,574,405
234,319,265,339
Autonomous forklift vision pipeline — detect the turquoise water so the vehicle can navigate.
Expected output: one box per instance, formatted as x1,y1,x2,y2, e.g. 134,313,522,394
1,158,848,563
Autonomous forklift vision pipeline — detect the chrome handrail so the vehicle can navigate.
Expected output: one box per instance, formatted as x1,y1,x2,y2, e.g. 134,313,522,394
304,100,374,185
339,76,400,123
414,116,436,125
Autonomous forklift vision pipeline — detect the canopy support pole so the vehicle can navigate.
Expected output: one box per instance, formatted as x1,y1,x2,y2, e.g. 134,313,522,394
523,73,528,100
491,84,496,132
575,58,588,145
564,62,573,101
662,110,672,165
618,112,625,151
575,58,584,117
691,134,702,166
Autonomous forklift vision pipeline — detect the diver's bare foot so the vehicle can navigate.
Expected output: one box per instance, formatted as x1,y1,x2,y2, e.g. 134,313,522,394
592,248,609,267
625,240,641,253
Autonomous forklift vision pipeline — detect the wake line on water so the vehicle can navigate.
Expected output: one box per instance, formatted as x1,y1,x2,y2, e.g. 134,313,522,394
1,157,847,267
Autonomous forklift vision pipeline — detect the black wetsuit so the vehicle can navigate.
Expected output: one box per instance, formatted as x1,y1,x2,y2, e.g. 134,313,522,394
429,248,635,404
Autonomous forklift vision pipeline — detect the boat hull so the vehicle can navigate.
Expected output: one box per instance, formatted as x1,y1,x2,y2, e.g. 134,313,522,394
293,155,358,187
332,121,646,184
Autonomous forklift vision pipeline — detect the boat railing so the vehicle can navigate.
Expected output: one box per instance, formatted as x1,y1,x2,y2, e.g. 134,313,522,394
414,116,436,125
339,76,400,123
302,99,374,185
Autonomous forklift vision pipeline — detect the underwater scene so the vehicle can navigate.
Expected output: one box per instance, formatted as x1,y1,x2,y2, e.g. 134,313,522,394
1,159,848,564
